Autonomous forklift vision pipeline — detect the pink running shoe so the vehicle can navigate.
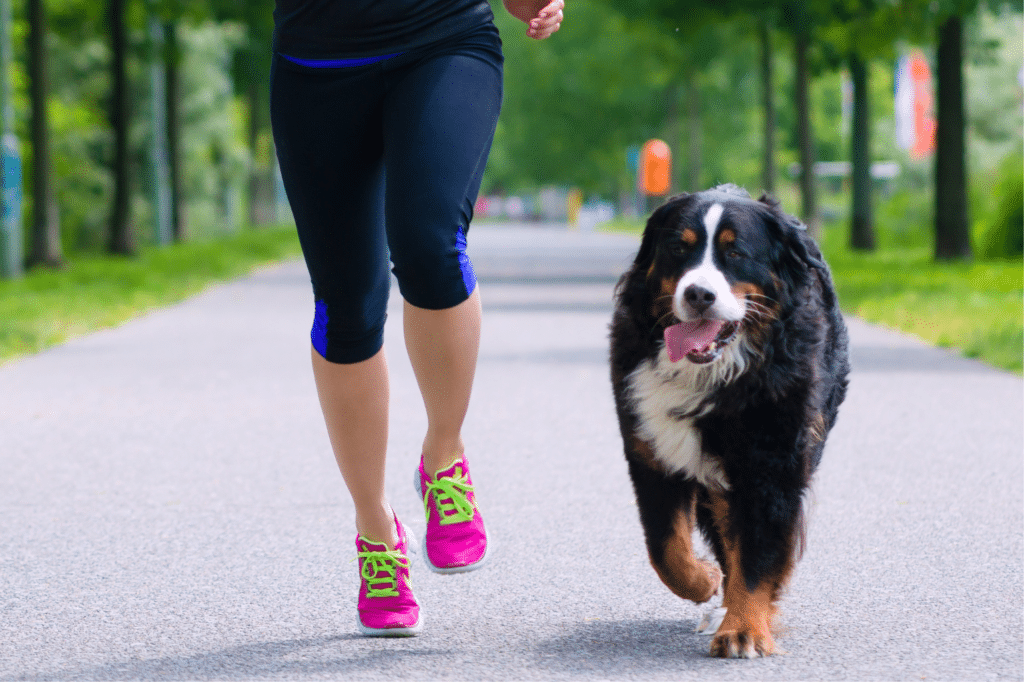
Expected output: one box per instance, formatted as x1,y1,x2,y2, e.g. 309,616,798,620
415,454,490,574
355,515,422,636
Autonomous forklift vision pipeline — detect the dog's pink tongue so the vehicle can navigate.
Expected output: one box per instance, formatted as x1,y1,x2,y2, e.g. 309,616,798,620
664,320,725,362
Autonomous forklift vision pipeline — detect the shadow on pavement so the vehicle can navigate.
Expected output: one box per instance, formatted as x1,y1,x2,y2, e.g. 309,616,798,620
15,637,451,681
531,618,723,675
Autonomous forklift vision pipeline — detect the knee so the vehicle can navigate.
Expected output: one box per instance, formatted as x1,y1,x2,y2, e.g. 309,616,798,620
310,294,388,364
390,224,476,310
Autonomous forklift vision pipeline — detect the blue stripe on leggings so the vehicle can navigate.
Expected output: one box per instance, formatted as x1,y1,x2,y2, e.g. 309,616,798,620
455,226,476,296
281,53,403,68
311,299,329,357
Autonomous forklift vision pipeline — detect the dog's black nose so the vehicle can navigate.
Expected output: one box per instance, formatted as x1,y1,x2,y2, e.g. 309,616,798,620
684,284,716,314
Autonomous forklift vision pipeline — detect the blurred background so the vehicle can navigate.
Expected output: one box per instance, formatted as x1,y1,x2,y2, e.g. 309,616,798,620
0,0,1020,371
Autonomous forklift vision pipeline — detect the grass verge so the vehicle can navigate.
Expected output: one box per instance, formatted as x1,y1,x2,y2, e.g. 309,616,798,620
601,217,1022,375
820,245,1022,374
0,225,302,366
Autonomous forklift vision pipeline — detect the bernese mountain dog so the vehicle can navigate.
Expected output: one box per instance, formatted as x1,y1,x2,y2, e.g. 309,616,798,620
609,185,849,658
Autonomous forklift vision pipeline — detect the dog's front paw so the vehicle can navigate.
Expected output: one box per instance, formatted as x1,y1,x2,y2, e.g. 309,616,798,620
709,628,775,659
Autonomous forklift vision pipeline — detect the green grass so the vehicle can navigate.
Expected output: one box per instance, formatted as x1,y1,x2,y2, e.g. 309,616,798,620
0,225,302,366
600,215,1023,375
819,240,1022,374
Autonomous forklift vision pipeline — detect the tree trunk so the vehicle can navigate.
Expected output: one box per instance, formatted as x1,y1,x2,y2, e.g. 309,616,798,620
107,0,133,255
663,80,680,194
27,0,61,267
849,51,875,251
934,15,971,260
685,66,701,192
794,33,819,237
759,19,776,195
164,21,185,241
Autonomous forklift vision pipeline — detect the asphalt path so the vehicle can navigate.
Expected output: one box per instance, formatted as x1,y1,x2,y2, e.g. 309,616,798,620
1,222,1021,681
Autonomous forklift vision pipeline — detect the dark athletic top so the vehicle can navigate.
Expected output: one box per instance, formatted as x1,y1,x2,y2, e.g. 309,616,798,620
273,0,495,60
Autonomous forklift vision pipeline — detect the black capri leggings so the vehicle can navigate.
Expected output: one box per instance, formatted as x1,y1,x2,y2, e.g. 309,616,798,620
270,25,503,364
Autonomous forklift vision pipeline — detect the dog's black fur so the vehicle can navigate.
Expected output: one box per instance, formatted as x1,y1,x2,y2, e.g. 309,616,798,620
609,186,849,657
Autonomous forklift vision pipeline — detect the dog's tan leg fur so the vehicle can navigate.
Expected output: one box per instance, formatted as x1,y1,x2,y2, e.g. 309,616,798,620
651,501,722,604
707,494,792,658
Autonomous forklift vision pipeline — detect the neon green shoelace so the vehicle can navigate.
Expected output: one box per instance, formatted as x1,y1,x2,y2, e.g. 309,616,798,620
423,466,476,525
357,546,410,598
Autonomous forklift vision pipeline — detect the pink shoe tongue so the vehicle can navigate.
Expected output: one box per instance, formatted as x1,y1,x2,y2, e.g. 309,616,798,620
664,320,726,362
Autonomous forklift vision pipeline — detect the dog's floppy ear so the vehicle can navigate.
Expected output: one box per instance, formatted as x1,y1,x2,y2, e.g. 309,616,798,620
615,193,691,318
757,193,825,287
631,193,691,273
780,216,827,271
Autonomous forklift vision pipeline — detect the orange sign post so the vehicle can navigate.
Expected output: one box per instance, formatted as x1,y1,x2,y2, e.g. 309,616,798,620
638,139,672,196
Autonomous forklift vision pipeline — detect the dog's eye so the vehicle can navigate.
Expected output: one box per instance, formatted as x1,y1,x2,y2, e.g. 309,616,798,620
667,241,689,256
726,248,743,260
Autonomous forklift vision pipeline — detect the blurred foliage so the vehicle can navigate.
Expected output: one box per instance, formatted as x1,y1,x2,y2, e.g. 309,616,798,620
28,2,249,252
172,21,248,236
966,8,1024,168
974,145,1024,258
489,0,1022,224
488,1,682,197
0,0,1018,262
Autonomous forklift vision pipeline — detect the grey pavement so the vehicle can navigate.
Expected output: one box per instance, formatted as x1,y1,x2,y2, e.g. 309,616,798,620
1,223,1021,681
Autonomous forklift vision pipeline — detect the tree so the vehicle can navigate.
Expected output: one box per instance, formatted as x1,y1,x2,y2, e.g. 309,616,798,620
149,0,217,241
211,0,276,225
848,51,874,250
771,0,843,237
900,0,1022,260
150,0,191,241
106,0,133,255
934,13,971,259
821,0,905,252
164,19,184,240
27,0,62,267
792,26,819,236
758,17,777,194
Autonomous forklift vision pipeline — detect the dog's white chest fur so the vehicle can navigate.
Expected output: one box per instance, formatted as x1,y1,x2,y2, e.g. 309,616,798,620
626,343,749,490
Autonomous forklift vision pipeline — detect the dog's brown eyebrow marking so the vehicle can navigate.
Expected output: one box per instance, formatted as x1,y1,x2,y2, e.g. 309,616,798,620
718,228,737,246
681,229,699,246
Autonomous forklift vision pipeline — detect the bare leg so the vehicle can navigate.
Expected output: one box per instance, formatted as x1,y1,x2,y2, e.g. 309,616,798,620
403,288,482,474
311,347,397,548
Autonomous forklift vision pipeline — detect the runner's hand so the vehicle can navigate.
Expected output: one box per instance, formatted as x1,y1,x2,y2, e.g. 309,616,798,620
503,0,563,39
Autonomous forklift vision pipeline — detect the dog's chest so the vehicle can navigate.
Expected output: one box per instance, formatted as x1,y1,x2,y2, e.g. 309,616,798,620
626,357,730,490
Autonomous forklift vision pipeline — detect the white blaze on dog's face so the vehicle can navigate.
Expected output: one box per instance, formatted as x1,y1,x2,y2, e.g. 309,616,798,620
672,203,746,324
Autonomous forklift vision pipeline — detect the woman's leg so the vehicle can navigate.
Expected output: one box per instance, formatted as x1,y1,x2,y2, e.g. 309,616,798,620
311,347,398,547
382,39,502,475
313,343,421,635
270,56,398,546
403,288,482,475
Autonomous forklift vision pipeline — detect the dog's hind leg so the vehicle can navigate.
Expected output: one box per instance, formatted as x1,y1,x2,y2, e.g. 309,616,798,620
628,459,722,604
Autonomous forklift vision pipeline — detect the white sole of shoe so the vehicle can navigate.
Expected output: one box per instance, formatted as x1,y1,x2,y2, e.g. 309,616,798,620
357,615,423,637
